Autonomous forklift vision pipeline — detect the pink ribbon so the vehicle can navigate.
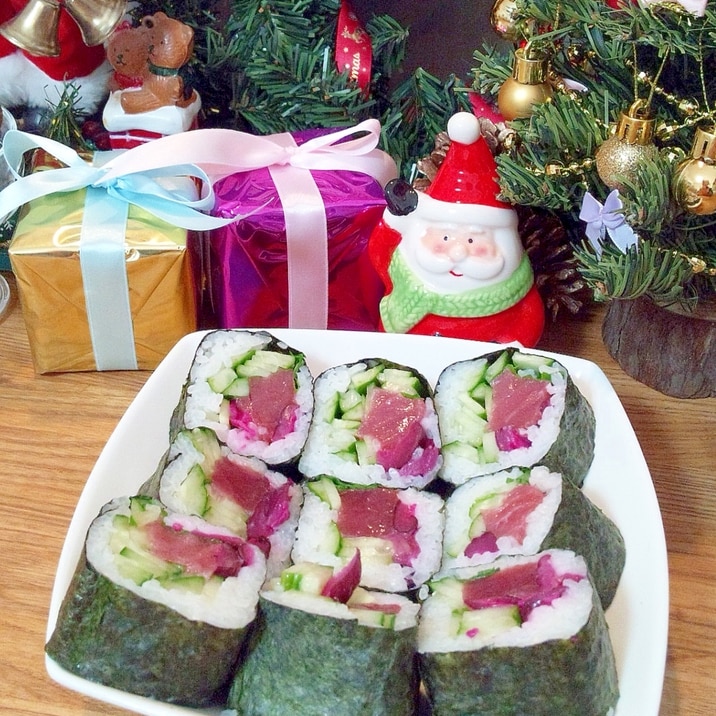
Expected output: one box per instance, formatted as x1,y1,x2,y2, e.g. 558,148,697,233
266,132,330,328
100,119,396,329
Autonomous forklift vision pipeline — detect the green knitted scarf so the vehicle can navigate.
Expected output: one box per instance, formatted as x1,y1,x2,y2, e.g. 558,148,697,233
380,250,534,333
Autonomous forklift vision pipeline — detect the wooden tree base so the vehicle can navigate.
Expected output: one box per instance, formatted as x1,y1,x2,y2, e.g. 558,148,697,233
602,296,716,399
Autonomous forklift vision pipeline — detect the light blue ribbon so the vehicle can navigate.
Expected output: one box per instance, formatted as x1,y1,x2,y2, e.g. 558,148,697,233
80,186,137,370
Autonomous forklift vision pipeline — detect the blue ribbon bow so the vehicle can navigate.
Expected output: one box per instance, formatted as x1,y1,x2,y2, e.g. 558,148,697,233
0,130,237,230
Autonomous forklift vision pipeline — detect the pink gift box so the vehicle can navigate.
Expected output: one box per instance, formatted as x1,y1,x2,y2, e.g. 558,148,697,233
205,128,390,331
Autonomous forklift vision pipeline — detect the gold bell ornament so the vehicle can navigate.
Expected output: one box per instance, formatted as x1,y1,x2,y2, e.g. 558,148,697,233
672,125,716,216
497,47,554,121
0,0,125,57
595,100,659,191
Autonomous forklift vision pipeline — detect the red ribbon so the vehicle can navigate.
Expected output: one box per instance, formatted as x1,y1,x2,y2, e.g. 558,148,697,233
335,0,372,93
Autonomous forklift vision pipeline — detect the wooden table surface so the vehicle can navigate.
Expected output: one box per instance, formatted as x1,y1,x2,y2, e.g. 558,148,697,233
1,269,714,715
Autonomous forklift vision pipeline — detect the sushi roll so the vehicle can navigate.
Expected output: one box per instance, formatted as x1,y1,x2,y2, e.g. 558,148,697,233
440,466,625,609
435,348,595,487
298,358,442,488
182,329,314,466
418,550,619,716
46,496,266,707
159,427,303,576
228,554,420,716
292,476,444,592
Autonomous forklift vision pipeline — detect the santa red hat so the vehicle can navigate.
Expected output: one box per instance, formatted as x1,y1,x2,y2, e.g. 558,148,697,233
420,112,517,228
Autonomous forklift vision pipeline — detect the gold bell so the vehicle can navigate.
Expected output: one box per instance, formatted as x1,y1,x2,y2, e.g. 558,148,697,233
0,0,125,58
63,0,126,46
0,0,62,56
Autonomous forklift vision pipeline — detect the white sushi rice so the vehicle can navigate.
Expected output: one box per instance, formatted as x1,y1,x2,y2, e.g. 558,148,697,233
86,497,267,630
440,466,562,571
262,583,420,631
418,550,592,653
436,358,567,485
183,330,314,465
291,484,445,592
298,362,442,489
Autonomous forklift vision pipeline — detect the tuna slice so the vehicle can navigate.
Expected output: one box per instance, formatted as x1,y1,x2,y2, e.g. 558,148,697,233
210,456,273,512
145,520,250,578
230,369,297,440
464,483,545,557
488,371,551,437
336,486,420,565
356,388,426,470
482,483,545,543
462,554,583,620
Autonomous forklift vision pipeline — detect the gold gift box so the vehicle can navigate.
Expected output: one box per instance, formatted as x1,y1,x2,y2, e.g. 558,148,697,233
9,185,197,373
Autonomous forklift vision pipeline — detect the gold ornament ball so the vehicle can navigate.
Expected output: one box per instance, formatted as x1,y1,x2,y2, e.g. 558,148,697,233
672,126,716,216
490,0,522,41
595,134,659,191
497,49,553,121
497,77,553,120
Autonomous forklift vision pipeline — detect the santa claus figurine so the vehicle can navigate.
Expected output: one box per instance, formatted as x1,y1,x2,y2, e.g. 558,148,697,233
369,111,545,347
0,0,112,116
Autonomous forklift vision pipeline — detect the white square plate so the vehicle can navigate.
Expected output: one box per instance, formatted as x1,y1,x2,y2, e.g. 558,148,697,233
46,329,668,715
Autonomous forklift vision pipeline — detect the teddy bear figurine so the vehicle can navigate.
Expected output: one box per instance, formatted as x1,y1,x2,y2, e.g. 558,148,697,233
102,12,201,149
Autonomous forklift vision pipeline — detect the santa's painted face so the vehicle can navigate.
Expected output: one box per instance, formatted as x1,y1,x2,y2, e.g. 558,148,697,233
400,220,520,293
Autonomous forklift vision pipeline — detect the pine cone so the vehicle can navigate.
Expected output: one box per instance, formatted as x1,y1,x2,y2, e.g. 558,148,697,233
414,131,450,191
517,206,592,320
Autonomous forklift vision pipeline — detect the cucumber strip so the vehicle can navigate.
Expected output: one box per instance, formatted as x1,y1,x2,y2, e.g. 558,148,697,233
236,349,295,378
307,477,342,511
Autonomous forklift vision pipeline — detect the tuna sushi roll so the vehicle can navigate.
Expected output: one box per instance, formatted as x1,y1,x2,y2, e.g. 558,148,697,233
228,554,420,716
441,466,625,609
182,329,313,466
298,358,441,488
418,550,619,716
435,348,595,487
46,495,266,707
159,427,303,576
292,476,444,592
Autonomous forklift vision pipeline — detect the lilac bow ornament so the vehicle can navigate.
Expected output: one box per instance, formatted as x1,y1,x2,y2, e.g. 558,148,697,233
579,190,638,258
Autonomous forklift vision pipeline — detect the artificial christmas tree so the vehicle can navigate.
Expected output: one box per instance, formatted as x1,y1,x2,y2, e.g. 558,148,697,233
125,0,472,174
470,0,716,397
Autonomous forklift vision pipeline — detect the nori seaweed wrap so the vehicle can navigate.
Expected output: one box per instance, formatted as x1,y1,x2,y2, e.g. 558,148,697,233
418,550,619,715
434,348,595,487
228,559,421,715
299,358,442,489
181,329,314,466
45,496,266,706
440,466,625,609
